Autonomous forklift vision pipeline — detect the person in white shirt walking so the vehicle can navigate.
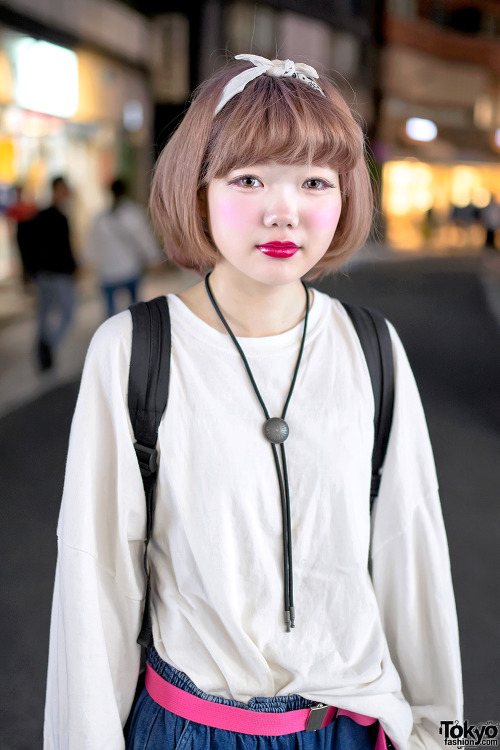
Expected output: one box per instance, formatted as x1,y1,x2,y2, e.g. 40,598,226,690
84,178,163,317
45,54,463,750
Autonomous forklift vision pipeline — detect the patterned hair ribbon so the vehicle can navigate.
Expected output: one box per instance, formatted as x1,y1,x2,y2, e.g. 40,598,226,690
214,54,325,116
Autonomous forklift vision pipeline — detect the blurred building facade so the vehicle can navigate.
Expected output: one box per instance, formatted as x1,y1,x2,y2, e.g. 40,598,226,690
377,0,500,254
0,0,385,281
118,0,500,257
148,0,385,251
150,1,382,152
1,0,499,283
0,0,159,280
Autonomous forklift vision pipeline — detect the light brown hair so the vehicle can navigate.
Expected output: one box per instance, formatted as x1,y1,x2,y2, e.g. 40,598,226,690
150,58,374,280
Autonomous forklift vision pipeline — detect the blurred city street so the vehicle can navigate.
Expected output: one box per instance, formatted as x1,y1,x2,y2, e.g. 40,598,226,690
1,251,500,748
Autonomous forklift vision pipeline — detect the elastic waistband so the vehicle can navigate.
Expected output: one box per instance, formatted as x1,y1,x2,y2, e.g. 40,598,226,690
145,663,387,748
146,648,311,712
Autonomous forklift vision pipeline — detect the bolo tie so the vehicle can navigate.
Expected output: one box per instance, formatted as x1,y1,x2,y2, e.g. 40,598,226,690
204,272,311,632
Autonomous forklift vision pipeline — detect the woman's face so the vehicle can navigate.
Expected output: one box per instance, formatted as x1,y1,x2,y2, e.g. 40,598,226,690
202,161,342,288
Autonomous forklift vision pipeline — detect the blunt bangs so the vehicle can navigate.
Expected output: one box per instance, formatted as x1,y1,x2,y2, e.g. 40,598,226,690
202,75,361,185
150,59,374,279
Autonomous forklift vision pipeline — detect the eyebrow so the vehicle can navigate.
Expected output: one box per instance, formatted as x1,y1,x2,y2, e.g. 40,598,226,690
227,164,338,174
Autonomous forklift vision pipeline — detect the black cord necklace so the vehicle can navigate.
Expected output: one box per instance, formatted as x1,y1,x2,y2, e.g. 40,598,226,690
204,272,311,632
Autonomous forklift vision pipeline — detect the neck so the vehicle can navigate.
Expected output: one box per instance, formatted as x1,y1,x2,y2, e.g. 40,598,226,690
207,267,310,338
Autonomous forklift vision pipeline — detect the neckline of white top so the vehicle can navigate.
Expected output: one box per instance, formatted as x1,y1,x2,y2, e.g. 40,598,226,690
166,288,328,353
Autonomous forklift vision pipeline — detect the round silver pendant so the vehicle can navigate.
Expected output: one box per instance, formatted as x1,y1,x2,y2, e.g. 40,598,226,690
264,417,289,444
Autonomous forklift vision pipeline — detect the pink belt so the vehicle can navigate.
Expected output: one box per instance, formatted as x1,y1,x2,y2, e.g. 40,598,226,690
145,664,388,748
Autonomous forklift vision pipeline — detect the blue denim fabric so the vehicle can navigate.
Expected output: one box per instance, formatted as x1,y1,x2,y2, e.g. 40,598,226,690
101,275,140,318
125,647,381,750
35,271,75,348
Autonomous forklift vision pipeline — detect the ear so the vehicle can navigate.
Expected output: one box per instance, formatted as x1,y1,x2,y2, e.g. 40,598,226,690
197,187,207,218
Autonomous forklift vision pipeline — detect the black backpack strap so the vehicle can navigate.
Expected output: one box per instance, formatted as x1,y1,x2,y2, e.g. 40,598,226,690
128,296,171,647
342,303,395,511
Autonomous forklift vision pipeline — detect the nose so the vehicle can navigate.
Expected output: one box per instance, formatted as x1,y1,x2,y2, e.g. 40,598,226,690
263,189,299,229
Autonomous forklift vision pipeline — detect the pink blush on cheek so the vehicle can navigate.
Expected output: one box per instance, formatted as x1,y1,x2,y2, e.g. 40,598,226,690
215,200,250,229
310,204,342,231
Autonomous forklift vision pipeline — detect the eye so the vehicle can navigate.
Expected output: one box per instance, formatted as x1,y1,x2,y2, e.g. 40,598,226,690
229,175,263,188
304,178,334,190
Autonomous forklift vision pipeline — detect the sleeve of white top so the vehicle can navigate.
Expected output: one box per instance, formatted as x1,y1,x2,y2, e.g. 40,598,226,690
370,324,463,749
44,312,146,750
126,205,163,265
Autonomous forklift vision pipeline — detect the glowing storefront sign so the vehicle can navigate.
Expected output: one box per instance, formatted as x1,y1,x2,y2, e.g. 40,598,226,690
13,39,78,118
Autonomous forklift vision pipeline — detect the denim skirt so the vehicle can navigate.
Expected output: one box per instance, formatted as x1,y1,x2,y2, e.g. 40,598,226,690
125,647,385,750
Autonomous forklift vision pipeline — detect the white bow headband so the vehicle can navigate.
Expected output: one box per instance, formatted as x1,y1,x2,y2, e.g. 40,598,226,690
214,54,325,116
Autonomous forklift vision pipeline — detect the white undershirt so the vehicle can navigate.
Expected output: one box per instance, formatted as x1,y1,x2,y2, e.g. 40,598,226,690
44,289,462,750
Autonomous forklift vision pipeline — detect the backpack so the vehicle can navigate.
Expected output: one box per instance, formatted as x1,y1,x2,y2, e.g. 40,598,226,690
127,294,395,650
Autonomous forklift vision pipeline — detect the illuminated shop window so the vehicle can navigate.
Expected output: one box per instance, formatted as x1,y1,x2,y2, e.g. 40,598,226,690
382,160,500,254
13,39,78,118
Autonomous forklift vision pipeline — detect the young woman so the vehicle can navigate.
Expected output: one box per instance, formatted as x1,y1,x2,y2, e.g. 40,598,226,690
44,54,462,750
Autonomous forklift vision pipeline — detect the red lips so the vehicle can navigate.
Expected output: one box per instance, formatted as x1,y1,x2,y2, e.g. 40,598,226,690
256,242,299,258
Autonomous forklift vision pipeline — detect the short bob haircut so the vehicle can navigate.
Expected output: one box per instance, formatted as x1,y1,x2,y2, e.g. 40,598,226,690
150,57,374,281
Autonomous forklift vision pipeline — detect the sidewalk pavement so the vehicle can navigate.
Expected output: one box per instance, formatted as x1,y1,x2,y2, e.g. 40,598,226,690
0,266,199,418
478,251,500,330
1,246,500,418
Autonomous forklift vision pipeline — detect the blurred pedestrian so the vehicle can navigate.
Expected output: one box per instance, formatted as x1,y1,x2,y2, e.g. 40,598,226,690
421,205,437,243
6,184,39,284
31,176,77,371
450,201,480,228
481,195,500,252
449,201,480,248
83,178,163,318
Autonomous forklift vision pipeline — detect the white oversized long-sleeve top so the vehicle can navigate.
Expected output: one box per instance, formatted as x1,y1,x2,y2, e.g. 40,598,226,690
44,289,463,750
